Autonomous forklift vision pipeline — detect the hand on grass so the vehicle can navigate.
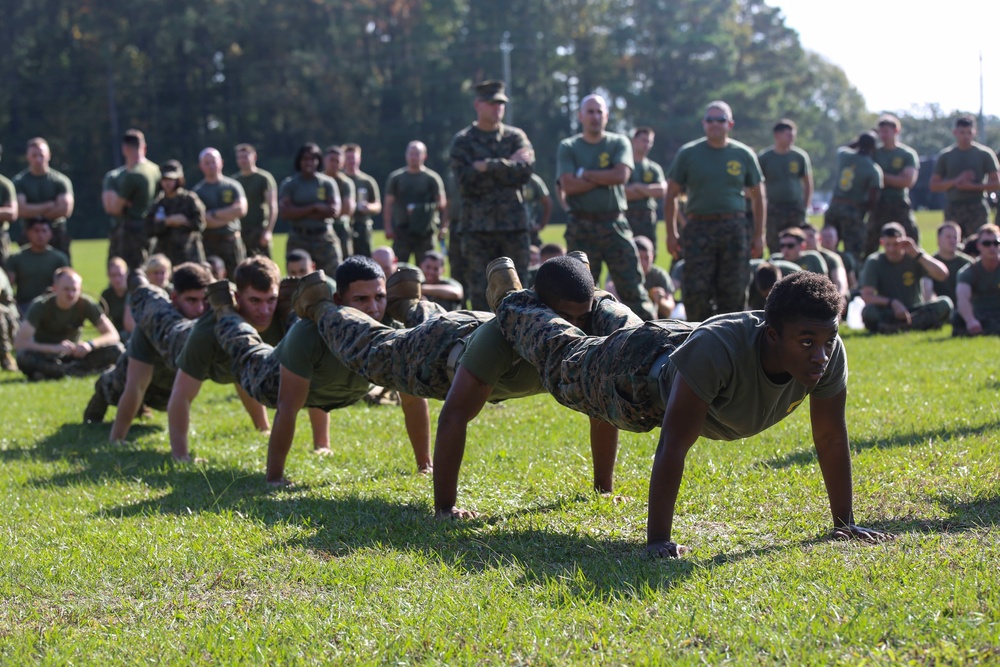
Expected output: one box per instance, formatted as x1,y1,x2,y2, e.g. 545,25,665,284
832,524,891,543
435,507,479,520
645,540,689,559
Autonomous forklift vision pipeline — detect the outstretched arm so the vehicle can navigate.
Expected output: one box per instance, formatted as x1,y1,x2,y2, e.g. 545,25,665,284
433,367,493,518
266,365,310,485
400,393,432,472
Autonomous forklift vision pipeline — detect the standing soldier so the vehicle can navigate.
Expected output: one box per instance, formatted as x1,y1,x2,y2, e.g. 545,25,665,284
384,141,448,265
868,114,920,256
625,127,667,249
279,143,342,277
343,143,381,258
757,119,813,255
232,144,278,258
522,173,552,247
824,132,883,263
145,161,207,266
323,144,357,258
193,147,248,279
0,143,17,270
664,100,763,321
450,80,534,311
13,137,74,263
104,130,160,269
929,114,1000,237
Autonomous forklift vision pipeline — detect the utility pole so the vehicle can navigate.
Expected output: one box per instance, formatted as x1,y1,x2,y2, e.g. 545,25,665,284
979,51,986,140
500,31,513,124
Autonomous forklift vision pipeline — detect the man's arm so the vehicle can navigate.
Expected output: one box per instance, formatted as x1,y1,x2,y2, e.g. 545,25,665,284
205,197,248,229
956,283,981,334
590,418,619,494
14,319,74,356
903,239,948,282
307,408,330,452
167,371,203,462
810,389,887,541
400,393,432,472
279,195,317,221
647,375,709,557
382,193,396,239
802,171,814,211
109,358,154,443
578,163,631,188
56,191,74,219
84,314,121,351
747,183,766,259
883,166,917,190
663,179,684,260
0,195,17,223
537,193,553,229
265,181,279,234
929,169,973,193
235,383,270,432
421,282,463,303
16,194,59,220
105,192,129,216
433,367,493,517
266,365,309,484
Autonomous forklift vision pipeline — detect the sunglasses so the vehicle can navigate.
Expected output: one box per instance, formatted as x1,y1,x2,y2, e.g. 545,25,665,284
704,116,729,124
979,239,1000,247
779,242,798,249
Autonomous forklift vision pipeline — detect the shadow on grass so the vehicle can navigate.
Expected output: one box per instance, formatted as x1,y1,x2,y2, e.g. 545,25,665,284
886,493,1000,535
0,422,163,468
761,420,1000,469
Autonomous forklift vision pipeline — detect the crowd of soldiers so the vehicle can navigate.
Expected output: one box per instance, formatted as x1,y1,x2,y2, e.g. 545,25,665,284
1,83,999,557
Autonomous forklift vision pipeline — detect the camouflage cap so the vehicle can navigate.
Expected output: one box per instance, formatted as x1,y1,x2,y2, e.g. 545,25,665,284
160,160,184,179
475,80,509,103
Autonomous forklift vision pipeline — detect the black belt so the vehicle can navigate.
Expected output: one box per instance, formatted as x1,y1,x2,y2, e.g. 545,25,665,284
570,211,623,223
686,212,744,222
292,225,330,236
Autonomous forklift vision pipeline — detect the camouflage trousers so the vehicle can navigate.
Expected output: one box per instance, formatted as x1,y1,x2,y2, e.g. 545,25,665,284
625,209,658,248
868,198,918,256
334,218,354,258
151,230,206,267
861,297,953,332
288,225,342,277
130,285,197,367
18,344,124,381
213,313,282,408
824,202,866,261
392,227,435,266
566,215,656,320
681,217,750,322
49,223,72,265
109,220,151,269
353,219,373,258
0,226,11,270
944,200,991,238
766,204,807,255
0,303,18,357
203,232,247,281
242,227,272,259
93,353,174,412
461,229,531,312
494,289,696,432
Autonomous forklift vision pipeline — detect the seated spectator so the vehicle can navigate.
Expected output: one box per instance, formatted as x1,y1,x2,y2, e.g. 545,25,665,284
528,244,541,269
953,224,1000,336
860,222,952,333
418,250,463,311
206,255,226,281
144,253,173,290
802,223,849,297
6,218,69,315
0,265,18,371
14,267,123,380
607,235,675,317
771,227,828,276
100,257,130,340
921,221,973,304
747,258,800,309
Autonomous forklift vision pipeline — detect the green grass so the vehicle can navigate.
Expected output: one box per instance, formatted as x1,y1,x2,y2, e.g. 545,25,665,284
2,216,998,664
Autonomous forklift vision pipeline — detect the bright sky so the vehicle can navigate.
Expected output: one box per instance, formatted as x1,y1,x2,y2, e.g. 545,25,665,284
774,0,998,116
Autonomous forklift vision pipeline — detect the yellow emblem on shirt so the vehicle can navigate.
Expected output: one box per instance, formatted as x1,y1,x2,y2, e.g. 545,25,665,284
599,153,611,168
317,186,326,200
786,397,805,414
222,189,234,204
902,271,915,287
726,160,742,176
839,166,855,191
790,162,800,175
643,171,653,183
892,157,903,169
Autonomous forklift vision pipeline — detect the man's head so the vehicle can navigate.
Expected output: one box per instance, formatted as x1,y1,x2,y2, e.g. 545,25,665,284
107,257,128,294
285,249,316,278
632,127,655,159
323,145,344,175
877,114,901,145
579,95,609,138
170,262,212,319
474,80,508,127
52,267,83,310
778,227,807,261
801,223,820,250
534,256,595,330
334,255,387,321
206,255,226,280
419,251,446,284
122,129,146,160
879,222,908,261
529,245,541,267
160,160,185,189
975,223,1000,264
764,271,844,387
702,101,734,141
371,246,398,277
754,262,783,298
539,243,566,263
849,131,878,156
26,137,51,175
25,218,53,250
294,142,323,174
937,221,962,256
820,225,840,252
343,143,362,174
953,114,977,148
634,235,655,275
405,141,427,171
233,256,281,331
235,143,257,172
773,119,796,150
198,147,223,181
143,254,173,288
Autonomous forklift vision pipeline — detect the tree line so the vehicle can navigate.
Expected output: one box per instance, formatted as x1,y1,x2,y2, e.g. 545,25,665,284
2,0,996,239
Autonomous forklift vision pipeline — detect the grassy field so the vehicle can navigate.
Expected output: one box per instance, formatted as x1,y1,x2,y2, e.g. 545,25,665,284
1,214,998,664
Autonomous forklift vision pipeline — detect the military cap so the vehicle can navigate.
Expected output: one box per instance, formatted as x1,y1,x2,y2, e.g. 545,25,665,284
475,80,509,103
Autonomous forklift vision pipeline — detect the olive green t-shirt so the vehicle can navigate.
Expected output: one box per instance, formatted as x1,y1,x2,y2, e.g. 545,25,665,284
128,327,178,394
772,250,828,276
933,142,1000,204
232,169,277,232
860,252,928,309
627,157,666,212
274,319,372,410
332,172,356,225
874,143,918,204
7,246,69,305
26,293,103,344
193,176,247,235
13,169,73,226
930,252,973,302
458,319,545,402
176,310,284,384
958,261,1000,319
0,174,15,231
522,172,550,223
557,133,634,214
348,171,380,227
816,248,845,280
100,287,127,333
832,148,883,203
663,311,848,441
757,146,810,207
117,161,161,222
384,168,444,232
279,172,340,231
746,259,801,310
667,138,762,215
644,264,674,294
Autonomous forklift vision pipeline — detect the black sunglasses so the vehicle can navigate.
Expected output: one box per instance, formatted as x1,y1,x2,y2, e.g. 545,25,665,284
704,116,729,123
979,239,1000,247
779,242,798,249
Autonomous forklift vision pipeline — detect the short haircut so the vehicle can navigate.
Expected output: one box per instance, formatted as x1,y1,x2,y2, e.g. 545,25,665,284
937,221,962,237
534,256,595,307
877,113,901,130
107,257,128,273
978,224,1000,238
779,227,806,241
324,144,343,155
419,250,445,265
539,243,566,261
233,256,281,293
633,235,654,255
765,271,844,333
206,256,225,272
235,143,256,154
955,114,976,129
144,253,172,273
172,262,213,294
704,100,733,120
53,267,81,283
335,255,384,295
293,142,323,173
801,222,819,235
773,118,797,133
25,217,52,230
26,137,49,152
286,249,312,266
754,262,782,295
343,143,361,153
122,129,145,148
632,126,654,139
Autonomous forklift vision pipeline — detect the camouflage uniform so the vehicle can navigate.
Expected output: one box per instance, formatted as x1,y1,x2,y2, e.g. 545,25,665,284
92,349,175,413
348,170,380,258
129,285,198,368
945,200,991,238
934,141,999,237
280,172,343,277
494,290,696,432
213,313,283,408
18,345,122,381
450,122,534,311
0,271,17,365
108,161,161,269
766,205,807,253
194,176,248,279
0,174,16,270
331,172,356,258
147,189,207,266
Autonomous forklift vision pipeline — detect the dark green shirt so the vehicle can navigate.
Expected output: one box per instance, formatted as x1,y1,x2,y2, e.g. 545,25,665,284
26,293,103,344
771,250,828,276
557,133,634,213
958,260,1000,319
100,286,128,334
348,171,380,228
667,138,762,215
933,142,1000,204
832,149,883,204
273,319,372,409
279,172,340,231
176,310,283,384
874,143,918,204
117,161,161,223
522,173,550,224
384,168,444,234
7,246,69,305
627,157,666,212
860,252,928,309
458,319,545,402
757,146,810,208
13,169,73,227
193,176,247,235
128,327,178,394
930,252,973,303
232,169,277,232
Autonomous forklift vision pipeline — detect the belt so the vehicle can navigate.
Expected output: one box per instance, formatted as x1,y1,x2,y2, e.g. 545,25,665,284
649,349,672,379
292,224,330,236
444,338,467,382
570,211,623,223
831,197,861,208
686,212,745,222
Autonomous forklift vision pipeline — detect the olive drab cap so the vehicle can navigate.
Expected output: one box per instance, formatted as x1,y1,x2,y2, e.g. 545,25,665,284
160,160,184,179
475,80,509,103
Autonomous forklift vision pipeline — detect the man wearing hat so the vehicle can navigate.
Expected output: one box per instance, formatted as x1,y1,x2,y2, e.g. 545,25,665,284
449,80,535,311
146,160,207,266
104,129,161,269
824,131,883,262
859,222,952,334
929,114,1000,237
869,114,920,256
